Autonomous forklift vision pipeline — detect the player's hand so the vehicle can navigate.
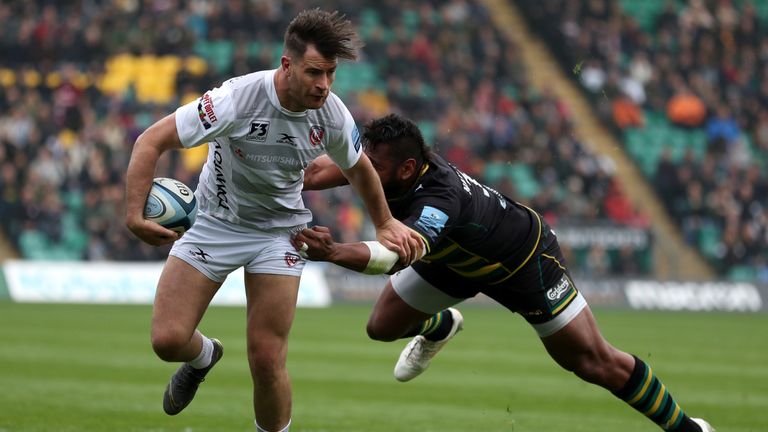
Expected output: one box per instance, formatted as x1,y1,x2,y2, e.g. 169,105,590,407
126,216,180,246
292,226,336,261
375,218,424,267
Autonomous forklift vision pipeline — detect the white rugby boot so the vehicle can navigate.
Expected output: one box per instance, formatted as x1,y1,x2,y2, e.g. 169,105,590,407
394,308,464,382
692,418,715,432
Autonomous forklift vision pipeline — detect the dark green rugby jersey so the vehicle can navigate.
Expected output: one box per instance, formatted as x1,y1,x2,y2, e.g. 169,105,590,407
387,153,542,285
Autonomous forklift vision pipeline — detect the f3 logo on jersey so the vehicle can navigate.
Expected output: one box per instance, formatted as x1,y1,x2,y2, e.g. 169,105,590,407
247,121,270,142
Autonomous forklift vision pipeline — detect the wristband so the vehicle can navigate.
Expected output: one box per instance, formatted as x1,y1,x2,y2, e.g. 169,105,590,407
362,241,400,274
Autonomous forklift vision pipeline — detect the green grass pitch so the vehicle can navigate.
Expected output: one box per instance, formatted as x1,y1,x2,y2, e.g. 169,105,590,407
0,302,766,431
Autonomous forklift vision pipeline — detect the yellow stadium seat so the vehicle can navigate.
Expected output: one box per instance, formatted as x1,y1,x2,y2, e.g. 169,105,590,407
0,68,16,87
182,144,209,171
184,56,208,76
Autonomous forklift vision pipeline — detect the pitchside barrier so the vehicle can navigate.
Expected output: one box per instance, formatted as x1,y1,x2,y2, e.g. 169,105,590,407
1,260,766,312
1,260,330,307
321,266,768,313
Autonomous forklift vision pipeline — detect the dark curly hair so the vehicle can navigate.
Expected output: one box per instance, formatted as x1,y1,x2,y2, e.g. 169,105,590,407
284,9,362,61
363,113,431,165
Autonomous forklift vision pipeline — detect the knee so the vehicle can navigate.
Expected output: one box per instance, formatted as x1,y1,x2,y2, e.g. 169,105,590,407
151,327,190,361
247,339,287,381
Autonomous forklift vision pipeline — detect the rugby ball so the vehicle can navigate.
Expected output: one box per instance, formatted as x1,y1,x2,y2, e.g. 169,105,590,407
143,177,198,234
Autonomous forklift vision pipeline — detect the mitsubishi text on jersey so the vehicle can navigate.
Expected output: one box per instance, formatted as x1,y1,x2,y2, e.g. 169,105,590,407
175,69,362,229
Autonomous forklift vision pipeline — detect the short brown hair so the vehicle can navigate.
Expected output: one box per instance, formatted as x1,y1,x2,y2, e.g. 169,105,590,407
284,9,362,61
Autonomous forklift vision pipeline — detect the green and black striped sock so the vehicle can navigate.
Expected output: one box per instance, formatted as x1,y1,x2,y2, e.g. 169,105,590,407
402,310,454,341
613,355,702,432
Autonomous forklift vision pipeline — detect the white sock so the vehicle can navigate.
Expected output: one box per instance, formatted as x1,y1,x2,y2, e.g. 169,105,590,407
188,336,214,369
255,419,291,432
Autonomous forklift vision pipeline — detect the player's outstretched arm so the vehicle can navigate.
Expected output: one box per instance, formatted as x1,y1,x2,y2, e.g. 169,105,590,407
292,226,403,275
125,113,184,246
341,153,423,264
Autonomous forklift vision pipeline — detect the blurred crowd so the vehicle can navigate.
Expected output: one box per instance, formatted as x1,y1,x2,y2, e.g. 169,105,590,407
0,0,649,277
519,0,768,281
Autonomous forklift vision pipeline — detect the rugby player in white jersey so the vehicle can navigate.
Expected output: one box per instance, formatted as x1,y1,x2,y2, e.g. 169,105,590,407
124,10,422,432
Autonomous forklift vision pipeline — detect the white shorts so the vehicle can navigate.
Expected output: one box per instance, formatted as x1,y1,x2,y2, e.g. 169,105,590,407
169,212,307,283
390,266,588,338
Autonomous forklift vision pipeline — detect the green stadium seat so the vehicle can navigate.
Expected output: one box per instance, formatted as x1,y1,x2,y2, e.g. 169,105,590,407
507,164,540,199
247,41,263,59
401,9,420,36
481,162,540,199
271,42,284,64
360,8,381,27
483,161,507,184
63,190,84,214
45,246,82,261
619,0,667,30
697,224,721,260
334,63,379,97
61,212,88,254
18,230,50,259
194,40,234,75
728,265,756,282
417,121,436,145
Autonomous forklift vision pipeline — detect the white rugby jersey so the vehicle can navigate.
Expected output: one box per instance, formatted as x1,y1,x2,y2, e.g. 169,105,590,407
175,69,362,229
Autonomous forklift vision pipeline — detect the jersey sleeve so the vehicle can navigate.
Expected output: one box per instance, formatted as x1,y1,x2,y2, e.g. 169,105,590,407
174,84,238,148
400,189,460,255
324,106,362,170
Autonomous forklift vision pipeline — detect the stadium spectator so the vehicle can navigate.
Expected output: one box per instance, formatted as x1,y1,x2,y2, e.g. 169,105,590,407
705,106,740,144
611,93,645,129
667,87,707,128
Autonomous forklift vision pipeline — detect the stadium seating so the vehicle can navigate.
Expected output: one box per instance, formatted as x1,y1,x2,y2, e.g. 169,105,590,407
518,0,768,282
0,1,656,277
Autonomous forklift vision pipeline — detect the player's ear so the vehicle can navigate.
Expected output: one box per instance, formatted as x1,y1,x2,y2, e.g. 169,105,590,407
280,55,291,74
399,158,418,180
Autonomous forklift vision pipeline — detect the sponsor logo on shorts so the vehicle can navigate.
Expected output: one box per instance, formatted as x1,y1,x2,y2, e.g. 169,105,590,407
247,121,270,142
284,252,301,267
309,125,325,146
197,93,217,130
520,309,544,317
189,246,212,263
547,275,570,301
